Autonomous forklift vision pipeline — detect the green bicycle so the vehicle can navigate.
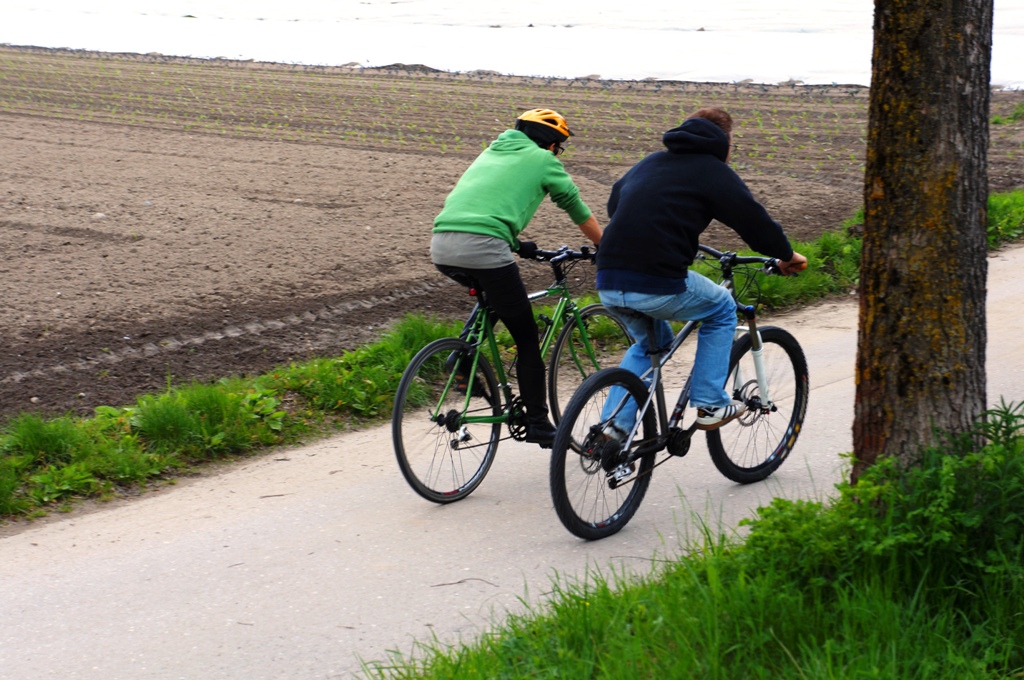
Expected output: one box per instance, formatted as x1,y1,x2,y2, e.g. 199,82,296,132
392,245,633,503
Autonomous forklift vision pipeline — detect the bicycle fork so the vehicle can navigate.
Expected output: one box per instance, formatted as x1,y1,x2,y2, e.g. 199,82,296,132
734,306,774,412
737,305,770,405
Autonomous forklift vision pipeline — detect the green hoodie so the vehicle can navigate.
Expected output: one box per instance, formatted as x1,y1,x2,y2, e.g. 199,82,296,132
432,129,592,248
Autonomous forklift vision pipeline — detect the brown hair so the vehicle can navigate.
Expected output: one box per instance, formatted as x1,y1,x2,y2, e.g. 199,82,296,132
686,107,733,134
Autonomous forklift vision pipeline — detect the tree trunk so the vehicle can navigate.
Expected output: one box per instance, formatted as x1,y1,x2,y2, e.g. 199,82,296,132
852,0,992,481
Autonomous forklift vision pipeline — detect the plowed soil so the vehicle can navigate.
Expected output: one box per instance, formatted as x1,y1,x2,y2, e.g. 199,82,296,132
2,46,1022,421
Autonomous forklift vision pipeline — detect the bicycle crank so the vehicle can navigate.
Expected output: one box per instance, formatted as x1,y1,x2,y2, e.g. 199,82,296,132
505,396,528,441
668,426,695,457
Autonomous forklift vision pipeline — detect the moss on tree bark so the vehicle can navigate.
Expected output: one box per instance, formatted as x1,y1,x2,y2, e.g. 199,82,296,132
853,0,993,479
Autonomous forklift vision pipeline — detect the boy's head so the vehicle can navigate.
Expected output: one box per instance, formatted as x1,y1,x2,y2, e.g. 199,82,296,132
515,108,573,149
685,107,733,134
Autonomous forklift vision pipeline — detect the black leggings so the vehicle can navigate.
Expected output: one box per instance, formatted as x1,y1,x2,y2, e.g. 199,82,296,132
435,263,549,420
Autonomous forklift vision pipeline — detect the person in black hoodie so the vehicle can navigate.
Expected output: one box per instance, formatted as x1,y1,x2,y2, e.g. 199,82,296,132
595,107,807,433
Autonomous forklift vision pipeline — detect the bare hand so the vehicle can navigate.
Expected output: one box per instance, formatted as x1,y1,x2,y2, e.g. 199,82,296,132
778,252,808,276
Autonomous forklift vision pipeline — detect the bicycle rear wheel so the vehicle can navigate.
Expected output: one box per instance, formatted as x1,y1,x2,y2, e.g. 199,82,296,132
706,326,809,484
550,368,657,540
392,338,501,503
548,304,633,425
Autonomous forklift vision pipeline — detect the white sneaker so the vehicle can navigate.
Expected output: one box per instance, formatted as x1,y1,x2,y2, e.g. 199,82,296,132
601,424,627,442
695,400,747,430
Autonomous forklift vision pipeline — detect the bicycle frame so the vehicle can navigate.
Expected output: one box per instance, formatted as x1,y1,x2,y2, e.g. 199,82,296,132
608,248,778,458
439,247,601,429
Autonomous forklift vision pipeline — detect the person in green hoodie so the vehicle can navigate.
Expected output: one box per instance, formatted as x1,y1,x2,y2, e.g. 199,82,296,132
431,108,602,448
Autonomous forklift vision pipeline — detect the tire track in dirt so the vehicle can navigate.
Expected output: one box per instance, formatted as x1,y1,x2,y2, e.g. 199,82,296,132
0,280,452,416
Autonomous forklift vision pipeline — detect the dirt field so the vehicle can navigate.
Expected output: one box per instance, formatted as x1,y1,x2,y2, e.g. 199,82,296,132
1,46,1022,422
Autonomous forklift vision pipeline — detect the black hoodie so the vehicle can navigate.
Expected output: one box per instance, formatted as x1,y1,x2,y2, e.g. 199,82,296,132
596,117,794,294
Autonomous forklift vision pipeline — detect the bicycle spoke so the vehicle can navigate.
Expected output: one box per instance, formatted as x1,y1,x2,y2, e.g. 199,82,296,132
706,327,808,483
393,339,501,503
549,304,633,429
550,368,656,540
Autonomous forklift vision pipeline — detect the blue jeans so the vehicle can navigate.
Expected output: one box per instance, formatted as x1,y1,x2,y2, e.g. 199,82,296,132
598,270,738,434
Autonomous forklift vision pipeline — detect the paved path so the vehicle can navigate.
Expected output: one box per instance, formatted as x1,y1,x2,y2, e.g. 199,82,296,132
2,245,1022,680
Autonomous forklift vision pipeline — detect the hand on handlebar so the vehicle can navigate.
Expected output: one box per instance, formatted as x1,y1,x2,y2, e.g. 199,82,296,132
778,252,808,276
516,240,539,260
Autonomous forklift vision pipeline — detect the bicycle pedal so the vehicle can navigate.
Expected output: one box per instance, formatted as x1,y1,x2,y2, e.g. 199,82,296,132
610,462,635,487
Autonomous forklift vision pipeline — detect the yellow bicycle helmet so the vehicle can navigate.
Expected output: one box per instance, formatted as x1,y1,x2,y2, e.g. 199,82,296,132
516,108,574,138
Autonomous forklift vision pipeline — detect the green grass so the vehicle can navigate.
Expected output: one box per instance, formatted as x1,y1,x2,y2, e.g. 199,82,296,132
988,189,1024,247
0,314,459,517
271,314,460,418
991,101,1024,125
359,401,1024,679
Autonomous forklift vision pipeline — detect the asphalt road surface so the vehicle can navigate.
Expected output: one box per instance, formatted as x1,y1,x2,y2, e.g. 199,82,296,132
2,244,1022,680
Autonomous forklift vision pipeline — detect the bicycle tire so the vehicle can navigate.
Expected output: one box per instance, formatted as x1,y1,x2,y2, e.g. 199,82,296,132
706,326,809,484
548,304,633,425
550,368,657,540
392,338,501,503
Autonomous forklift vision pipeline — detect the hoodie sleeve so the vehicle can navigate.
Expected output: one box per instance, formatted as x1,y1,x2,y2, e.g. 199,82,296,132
542,157,593,225
706,165,795,261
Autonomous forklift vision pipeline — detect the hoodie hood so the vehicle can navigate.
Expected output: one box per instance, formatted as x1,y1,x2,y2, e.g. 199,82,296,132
662,117,729,162
489,128,542,152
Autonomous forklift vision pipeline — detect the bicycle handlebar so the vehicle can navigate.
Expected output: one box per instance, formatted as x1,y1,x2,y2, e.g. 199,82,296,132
525,243,800,277
530,244,597,264
696,243,800,277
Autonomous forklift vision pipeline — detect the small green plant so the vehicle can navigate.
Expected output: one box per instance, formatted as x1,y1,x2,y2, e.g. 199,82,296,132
29,463,96,504
987,188,1024,248
0,456,33,515
128,392,198,455
241,386,287,432
991,101,1024,125
128,380,286,459
3,413,94,468
87,434,166,484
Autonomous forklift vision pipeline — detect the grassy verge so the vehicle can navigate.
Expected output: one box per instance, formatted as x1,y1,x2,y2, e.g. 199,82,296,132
0,315,459,516
360,400,1024,678
2,189,1023,518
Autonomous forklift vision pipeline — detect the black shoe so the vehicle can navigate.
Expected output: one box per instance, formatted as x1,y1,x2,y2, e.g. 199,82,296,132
524,419,557,448
453,372,489,400
444,350,463,373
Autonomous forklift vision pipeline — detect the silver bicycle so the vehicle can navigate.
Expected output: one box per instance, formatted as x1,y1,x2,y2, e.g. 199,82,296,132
549,244,809,540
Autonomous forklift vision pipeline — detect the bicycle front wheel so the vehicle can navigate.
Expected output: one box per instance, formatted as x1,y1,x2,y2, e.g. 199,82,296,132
550,368,657,540
706,326,809,484
548,304,633,425
392,338,501,503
